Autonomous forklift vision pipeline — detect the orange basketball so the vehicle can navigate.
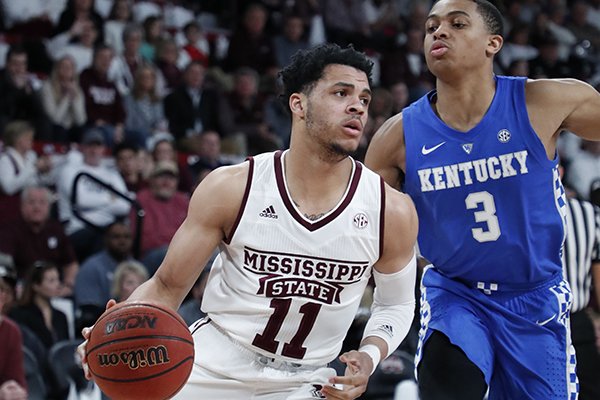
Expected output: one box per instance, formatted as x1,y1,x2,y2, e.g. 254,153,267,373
86,301,194,400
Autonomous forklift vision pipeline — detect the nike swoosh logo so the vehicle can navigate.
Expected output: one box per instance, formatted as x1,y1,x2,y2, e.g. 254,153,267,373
421,142,446,155
536,314,556,326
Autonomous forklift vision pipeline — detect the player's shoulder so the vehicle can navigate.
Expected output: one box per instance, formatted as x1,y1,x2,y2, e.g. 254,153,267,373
525,77,596,102
373,112,404,142
189,161,251,214
383,183,418,233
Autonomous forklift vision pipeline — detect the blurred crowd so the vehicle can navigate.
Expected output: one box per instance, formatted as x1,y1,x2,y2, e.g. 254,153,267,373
0,0,598,399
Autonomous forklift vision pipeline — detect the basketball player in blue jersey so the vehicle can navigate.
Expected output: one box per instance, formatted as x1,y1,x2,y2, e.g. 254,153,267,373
77,43,419,400
365,0,600,399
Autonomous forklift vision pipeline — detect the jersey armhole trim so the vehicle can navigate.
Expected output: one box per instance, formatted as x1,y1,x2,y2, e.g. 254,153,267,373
379,176,386,259
224,157,254,244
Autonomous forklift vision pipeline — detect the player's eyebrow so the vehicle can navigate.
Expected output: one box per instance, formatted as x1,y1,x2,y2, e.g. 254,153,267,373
333,82,372,97
426,10,471,21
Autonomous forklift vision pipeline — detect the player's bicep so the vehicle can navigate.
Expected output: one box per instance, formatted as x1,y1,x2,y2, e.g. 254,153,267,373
374,186,418,275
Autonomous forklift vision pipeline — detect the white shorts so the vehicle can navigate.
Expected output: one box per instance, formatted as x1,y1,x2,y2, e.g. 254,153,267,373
173,318,337,400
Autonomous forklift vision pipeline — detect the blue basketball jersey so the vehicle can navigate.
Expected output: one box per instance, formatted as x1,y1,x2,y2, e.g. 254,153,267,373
403,75,567,285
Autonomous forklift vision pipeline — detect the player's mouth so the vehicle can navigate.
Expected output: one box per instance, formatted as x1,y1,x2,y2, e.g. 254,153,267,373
342,119,363,136
430,41,449,57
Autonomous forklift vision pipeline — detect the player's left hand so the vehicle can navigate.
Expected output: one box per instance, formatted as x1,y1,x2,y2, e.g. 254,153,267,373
321,350,372,399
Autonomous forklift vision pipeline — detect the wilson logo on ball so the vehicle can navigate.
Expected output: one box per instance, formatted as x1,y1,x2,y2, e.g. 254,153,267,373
97,345,171,370
104,316,157,334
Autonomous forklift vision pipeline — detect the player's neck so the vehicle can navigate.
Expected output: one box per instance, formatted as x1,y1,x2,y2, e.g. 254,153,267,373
283,149,353,216
433,75,496,132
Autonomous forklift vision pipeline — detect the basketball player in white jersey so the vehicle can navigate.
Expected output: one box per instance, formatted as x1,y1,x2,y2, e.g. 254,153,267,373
78,43,419,399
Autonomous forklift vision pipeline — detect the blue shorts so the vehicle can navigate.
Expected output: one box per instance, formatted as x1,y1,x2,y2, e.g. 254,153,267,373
415,266,578,400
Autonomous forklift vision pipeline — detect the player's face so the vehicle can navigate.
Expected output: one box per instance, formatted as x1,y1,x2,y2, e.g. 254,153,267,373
424,0,494,76
304,64,371,159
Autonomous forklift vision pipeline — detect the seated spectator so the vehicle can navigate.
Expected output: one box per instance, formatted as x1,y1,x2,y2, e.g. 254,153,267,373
566,140,600,201
40,55,87,143
148,133,194,193
124,63,167,147
104,0,134,56
79,44,126,148
8,261,69,350
46,18,99,73
54,0,104,43
114,142,148,193
0,45,51,140
163,61,233,153
108,22,144,97
73,221,134,327
222,3,278,76
177,264,211,326
133,161,190,273
180,21,210,67
0,0,58,38
528,35,571,78
140,15,165,63
0,186,78,295
0,256,17,314
273,14,309,69
0,261,27,400
110,260,148,302
56,128,131,262
155,38,183,95
227,67,280,155
0,121,53,224
8,261,69,399
189,130,231,183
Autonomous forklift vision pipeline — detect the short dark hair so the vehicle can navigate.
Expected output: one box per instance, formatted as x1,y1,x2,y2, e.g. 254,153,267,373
279,43,373,108
473,0,504,36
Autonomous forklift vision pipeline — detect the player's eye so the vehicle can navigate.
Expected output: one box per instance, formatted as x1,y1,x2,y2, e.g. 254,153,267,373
360,98,370,106
426,24,438,33
334,90,346,97
453,22,466,28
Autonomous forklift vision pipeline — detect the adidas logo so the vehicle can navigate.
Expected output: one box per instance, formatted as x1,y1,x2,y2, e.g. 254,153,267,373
259,205,278,219
377,324,394,337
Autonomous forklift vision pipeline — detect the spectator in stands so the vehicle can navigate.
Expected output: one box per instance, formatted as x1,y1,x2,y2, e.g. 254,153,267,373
0,45,51,140
108,23,144,97
114,141,147,193
0,261,27,400
133,161,189,274
0,121,53,224
0,0,58,38
8,261,69,350
227,67,280,155
189,130,230,183
322,0,370,50
55,0,104,44
566,140,600,201
222,3,278,76
56,128,131,262
148,133,194,193
379,26,435,101
73,221,134,327
41,55,87,143
104,0,134,56
0,256,17,314
389,81,410,115
180,21,210,68
140,15,165,62
566,0,600,57
163,61,232,153
177,264,211,326
46,18,99,73
111,260,148,302
0,186,78,295
124,64,167,146
80,44,127,148
273,14,309,68
498,23,539,72
154,38,183,95
529,34,571,79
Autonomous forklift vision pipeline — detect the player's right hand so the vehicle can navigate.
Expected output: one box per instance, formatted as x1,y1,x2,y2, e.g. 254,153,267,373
77,299,117,380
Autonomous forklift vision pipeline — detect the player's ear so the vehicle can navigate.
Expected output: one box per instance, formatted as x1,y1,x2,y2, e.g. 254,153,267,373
486,34,503,56
289,93,306,118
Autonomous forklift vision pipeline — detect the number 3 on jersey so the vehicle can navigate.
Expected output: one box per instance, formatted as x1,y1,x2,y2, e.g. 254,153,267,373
252,298,322,359
465,191,501,242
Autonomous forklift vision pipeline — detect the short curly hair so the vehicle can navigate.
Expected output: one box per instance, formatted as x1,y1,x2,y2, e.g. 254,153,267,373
279,43,373,108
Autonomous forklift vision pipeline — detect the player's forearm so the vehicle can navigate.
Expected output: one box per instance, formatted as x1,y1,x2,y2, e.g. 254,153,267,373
127,275,185,311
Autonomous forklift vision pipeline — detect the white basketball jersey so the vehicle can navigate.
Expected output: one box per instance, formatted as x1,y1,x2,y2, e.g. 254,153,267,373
202,150,384,366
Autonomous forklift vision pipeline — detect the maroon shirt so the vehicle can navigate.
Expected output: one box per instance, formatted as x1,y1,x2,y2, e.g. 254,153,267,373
0,317,26,389
0,217,77,280
79,67,126,126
